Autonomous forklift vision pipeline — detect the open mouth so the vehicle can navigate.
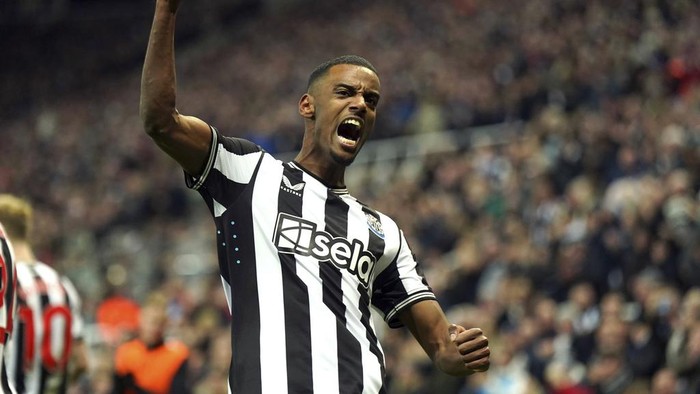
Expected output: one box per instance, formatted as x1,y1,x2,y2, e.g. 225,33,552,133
337,118,362,147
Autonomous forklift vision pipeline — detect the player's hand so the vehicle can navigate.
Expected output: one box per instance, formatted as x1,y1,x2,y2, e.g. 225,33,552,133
449,324,490,373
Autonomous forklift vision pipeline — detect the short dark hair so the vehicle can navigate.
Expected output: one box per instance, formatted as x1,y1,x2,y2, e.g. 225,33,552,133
307,55,378,90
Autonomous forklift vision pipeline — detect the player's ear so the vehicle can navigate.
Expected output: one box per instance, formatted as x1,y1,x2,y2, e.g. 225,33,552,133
299,93,315,119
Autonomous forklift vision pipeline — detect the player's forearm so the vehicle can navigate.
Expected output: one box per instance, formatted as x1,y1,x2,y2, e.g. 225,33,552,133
399,301,489,376
400,301,468,376
140,0,180,137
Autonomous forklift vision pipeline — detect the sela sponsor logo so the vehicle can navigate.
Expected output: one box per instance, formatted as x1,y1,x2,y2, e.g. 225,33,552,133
273,213,376,287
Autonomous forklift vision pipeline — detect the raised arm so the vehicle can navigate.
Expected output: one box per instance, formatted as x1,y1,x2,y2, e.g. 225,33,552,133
399,300,490,376
140,0,212,176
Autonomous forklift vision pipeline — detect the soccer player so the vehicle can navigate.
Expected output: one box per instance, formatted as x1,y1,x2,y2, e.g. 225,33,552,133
0,223,18,394
0,195,87,394
140,1,490,392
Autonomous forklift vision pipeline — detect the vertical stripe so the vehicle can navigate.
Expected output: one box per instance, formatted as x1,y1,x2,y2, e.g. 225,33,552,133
29,267,49,394
12,299,25,393
0,237,14,338
277,164,313,393
324,193,364,394
356,287,386,394
343,200,383,394
359,207,387,393
218,151,269,394
0,361,12,394
300,177,339,394
223,194,262,393
0,234,16,393
57,276,72,394
252,159,287,394
7,314,27,393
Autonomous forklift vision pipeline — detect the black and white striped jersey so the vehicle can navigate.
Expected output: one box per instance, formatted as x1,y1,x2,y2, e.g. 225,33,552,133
0,224,17,394
186,127,436,394
4,261,83,394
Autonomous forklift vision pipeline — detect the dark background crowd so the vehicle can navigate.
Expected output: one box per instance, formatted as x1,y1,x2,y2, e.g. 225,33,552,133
2,0,700,392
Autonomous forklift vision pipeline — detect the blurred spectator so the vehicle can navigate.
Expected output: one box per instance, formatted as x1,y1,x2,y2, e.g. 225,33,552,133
666,288,700,392
113,292,191,394
544,360,592,394
468,338,542,394
651,368,682,394
584,317,634,394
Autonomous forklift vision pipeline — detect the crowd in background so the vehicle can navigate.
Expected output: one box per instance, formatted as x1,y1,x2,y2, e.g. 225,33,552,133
2,0,700,392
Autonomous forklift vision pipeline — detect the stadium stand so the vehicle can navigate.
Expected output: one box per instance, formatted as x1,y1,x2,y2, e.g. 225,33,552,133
1,0,700,392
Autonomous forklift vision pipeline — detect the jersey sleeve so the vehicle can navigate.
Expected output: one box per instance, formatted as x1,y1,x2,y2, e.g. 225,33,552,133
371,229,436,328
184,125,265,216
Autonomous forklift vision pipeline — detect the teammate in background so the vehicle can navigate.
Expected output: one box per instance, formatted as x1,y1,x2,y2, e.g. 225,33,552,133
0,223,18,394
0,195,87,394
113,292,191,394
140,0,490,392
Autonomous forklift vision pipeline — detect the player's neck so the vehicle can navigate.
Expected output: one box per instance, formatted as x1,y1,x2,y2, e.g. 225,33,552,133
12,241,36,263
292,158,346,189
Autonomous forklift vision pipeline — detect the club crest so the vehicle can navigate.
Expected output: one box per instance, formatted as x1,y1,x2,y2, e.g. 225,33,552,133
366,213,385,239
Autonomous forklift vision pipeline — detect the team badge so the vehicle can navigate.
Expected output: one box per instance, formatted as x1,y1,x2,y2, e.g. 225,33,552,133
365,213,385,239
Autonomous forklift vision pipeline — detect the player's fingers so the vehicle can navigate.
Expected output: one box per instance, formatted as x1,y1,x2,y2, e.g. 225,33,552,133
453,327,483,344
465,354,490,372
461,343,491,364
457,334,489,355
463,327,483,339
